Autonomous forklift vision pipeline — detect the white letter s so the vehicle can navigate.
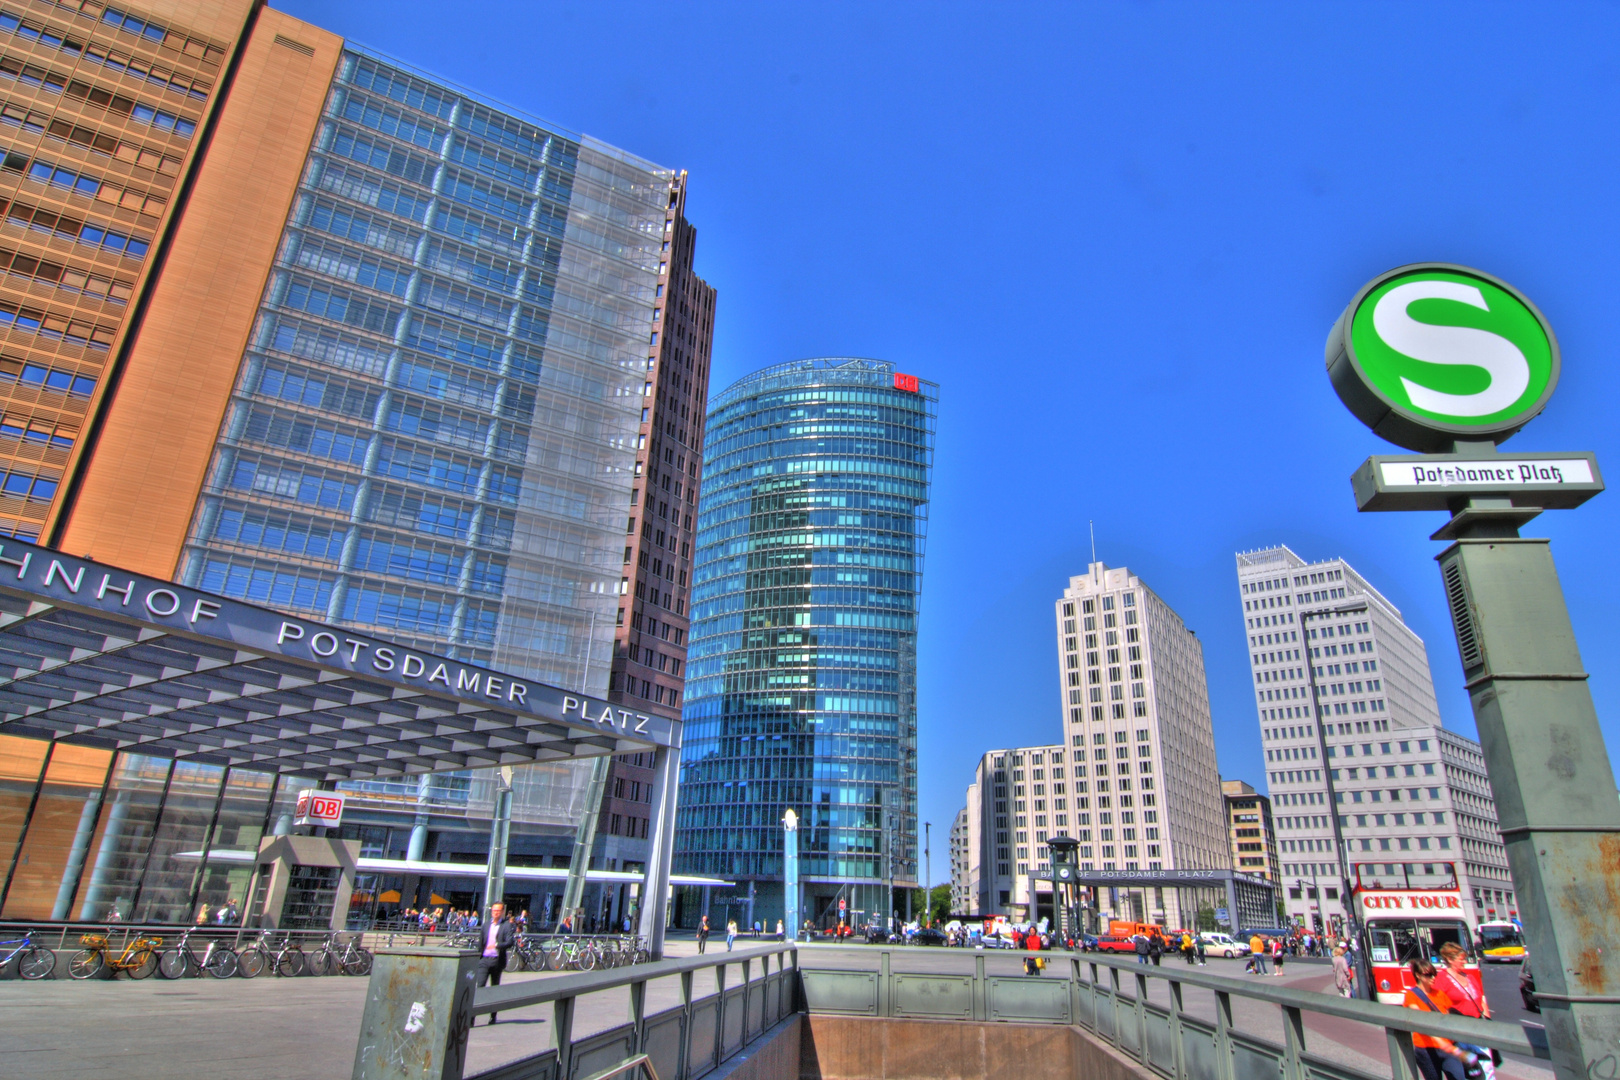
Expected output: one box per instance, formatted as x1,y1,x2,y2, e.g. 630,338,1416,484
1371,280,1529,417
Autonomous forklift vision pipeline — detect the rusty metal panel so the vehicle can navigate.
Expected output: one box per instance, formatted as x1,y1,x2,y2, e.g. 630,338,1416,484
352,946,480,1080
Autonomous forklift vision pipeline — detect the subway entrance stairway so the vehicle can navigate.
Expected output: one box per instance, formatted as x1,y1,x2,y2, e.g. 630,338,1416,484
341,943,1549,1080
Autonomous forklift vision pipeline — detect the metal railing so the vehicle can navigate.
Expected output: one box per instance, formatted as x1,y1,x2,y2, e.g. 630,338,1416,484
351,941,798,1080
800,949,1548,1080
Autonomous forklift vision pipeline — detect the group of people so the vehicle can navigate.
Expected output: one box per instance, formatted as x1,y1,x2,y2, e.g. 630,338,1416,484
1405,944,1496,1080
695,915,790,953
190,899,240,925
1128,930,1209,966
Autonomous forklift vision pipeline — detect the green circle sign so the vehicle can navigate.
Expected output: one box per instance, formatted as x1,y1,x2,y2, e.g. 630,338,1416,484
1325,263,1559,452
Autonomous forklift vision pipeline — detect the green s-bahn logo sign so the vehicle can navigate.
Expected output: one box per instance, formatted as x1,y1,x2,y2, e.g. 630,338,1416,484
1326,264,1560,452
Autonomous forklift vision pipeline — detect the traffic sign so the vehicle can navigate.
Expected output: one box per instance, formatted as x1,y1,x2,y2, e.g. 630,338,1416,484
1326,263,1559,452
1215,907,1229,922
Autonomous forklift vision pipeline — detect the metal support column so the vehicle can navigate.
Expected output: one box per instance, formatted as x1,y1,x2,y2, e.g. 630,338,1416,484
637,741,680,959
483,766,513,917
1439,529,1620,1080
563,755,612,927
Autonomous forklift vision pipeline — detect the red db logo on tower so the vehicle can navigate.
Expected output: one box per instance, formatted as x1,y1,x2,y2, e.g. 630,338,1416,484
893,373,919,393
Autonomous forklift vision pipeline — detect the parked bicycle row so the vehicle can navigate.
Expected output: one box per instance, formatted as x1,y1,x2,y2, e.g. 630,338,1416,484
437,931,652,972
1,925,652,980
0,927,373,980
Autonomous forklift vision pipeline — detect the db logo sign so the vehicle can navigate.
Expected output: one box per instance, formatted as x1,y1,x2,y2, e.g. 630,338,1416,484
893,372,919,393
293,789,345,827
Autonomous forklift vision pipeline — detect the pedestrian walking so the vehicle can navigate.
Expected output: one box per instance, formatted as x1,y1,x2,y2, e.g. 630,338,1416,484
1333,946,1355,998
1134,933,1150,965
726,918,738,951
697,915,710,953
1250,933,1268,974
1437,942,1497,1080
1273,937,1285,975
1024,926,1044,976
478,903,515,1025
1148,933,1163,966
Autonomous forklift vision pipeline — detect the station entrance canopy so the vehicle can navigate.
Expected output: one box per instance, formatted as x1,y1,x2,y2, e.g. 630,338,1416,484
0,539,677,777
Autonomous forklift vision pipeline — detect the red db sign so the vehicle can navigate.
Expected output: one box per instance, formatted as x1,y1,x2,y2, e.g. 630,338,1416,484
294,789,345,827
893,373,919,393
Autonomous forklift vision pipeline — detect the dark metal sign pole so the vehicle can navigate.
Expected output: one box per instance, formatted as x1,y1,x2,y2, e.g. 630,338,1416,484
1434,495,1620,1080
1325,262,1619,1080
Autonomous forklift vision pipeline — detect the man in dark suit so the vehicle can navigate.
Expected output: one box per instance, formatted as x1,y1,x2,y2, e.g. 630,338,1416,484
479,902,517,1025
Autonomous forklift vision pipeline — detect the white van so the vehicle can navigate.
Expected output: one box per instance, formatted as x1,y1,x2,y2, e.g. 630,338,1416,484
1198,932,1250,957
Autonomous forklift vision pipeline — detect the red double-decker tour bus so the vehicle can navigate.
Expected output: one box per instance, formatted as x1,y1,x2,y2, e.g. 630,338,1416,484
1351,861,1480,1004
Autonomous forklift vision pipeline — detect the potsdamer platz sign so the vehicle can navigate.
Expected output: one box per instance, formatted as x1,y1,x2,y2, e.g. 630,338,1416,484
0,537,675,776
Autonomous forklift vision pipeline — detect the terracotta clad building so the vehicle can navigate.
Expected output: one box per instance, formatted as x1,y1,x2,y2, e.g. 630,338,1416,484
0,0,711,924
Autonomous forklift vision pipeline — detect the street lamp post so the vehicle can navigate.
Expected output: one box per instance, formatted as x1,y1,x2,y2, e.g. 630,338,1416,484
783,809,799,942
924,821,931,926
1300,601,1368,978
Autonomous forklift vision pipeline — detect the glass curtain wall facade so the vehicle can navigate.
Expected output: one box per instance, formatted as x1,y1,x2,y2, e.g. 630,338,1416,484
168,48,669,890
177,46,666,693
674,358,936,931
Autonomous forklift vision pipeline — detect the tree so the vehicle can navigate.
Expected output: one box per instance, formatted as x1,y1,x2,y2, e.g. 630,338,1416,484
1196,904,1217,932
906,884,953,925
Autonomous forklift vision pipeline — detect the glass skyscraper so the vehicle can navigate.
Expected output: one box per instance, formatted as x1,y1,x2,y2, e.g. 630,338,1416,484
178,46,664,692
674,358,936,930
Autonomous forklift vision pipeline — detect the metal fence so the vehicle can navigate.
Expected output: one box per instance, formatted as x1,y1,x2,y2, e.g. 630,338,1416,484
800,949,1548,1080
351,941,799,1080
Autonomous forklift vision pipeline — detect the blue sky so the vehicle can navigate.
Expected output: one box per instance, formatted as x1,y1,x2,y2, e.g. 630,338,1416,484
292,1,1620,884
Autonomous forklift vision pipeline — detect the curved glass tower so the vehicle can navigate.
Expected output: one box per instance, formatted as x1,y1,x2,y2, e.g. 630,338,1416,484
674,358,936,930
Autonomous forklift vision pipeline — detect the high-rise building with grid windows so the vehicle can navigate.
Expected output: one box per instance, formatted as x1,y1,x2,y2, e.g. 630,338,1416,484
673,358,936,932
0,0,714,928
1052,562,1228,929
1235,546,1514,931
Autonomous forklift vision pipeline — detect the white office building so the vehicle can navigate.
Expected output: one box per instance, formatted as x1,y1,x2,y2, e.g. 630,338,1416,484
949,805,975,915
966,742,1066,918
1235,546,1515,930
1051,562,1230,927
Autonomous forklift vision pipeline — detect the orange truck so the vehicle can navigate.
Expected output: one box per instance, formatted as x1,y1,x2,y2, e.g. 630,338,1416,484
1107,920,1166,938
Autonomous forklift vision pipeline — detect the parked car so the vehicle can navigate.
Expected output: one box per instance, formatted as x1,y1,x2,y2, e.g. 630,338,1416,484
1520,958,1539,1013
1198,932,1251,958
911,927,947,946
1094,934,1138,954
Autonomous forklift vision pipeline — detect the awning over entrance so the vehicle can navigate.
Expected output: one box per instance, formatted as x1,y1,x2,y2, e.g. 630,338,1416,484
0,539,678,778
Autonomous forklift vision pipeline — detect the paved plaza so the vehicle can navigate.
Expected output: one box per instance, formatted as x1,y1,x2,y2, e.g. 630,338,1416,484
0,941,1551,1080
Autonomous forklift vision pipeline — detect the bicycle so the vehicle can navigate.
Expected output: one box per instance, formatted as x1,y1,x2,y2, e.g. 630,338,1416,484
507,934,548,972
237,930,306,978
0,929,55,979
308,932,372,976
158,927,238,979
69,932,163,979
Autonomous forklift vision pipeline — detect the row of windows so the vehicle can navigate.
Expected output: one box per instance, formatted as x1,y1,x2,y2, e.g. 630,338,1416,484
0,410,72,447
0,97,181,175
0,356,96,395
0,7,217,96
0,463,54,500
0,243,132,302
0,295,114,349
0,49,196,134
3,197,150,257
